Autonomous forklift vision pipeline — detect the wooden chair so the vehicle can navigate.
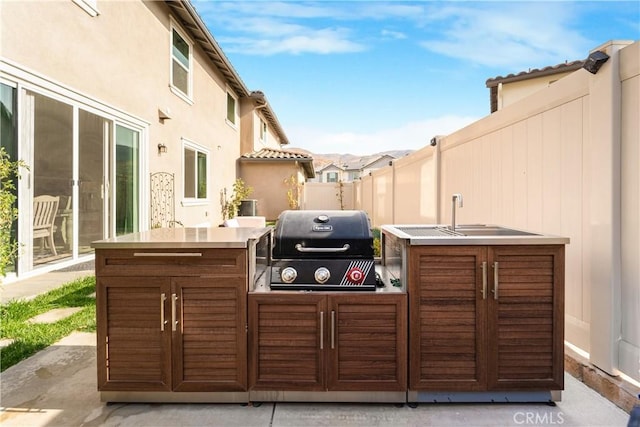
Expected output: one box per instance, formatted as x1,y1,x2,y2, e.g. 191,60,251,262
33,195,59,256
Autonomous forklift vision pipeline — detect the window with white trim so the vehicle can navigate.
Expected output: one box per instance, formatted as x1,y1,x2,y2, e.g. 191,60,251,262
259,118,267,141
226,92,237,126
326,172,339,183
171,25,192,100
183,140,208,202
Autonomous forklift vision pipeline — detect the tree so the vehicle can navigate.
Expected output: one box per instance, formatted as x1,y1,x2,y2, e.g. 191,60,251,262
284,174,302,210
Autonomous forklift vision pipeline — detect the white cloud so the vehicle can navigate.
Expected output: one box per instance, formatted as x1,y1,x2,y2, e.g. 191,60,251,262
418,3,589,69
381,29,407,40
219,26,366,55
287,115,479,155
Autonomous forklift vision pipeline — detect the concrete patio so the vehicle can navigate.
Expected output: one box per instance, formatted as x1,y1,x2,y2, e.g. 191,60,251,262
0,330,630,426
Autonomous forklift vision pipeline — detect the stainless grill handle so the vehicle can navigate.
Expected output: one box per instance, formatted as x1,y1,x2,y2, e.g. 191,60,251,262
320,311,324,350
295,244,350,253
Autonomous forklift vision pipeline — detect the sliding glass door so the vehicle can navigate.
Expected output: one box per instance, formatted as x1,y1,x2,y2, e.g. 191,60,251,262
114,124,139,236
17,88,142,273
78,109,108,254
30,92,73,265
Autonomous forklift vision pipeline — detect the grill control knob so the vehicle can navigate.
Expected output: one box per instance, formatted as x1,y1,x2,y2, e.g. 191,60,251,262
314,267,330,284
346,267,365,284
281,267,297,283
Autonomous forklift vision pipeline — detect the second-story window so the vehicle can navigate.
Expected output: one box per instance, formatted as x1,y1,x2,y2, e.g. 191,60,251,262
171,26,192,100
226,92,237,126
259,119,267,141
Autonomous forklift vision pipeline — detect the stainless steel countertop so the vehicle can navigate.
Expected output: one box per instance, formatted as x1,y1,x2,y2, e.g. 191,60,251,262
381,224,570,245
91,227,272,249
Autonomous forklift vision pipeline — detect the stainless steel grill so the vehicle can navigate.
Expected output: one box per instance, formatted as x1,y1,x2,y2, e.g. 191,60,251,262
270,210,378,291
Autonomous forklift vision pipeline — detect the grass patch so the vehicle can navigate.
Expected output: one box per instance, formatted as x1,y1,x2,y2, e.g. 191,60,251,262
0,275,96,372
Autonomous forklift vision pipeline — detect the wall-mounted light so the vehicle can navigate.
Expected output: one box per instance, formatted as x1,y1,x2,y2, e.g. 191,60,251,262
430,137,437,147
582,50,610,74
157,143,167,154
158,107,172,121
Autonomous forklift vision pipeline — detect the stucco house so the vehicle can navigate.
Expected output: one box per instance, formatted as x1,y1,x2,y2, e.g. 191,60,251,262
0,0,305,280
311,154,396,184
238,147,314,221
313,163,345,183
485,60,585,112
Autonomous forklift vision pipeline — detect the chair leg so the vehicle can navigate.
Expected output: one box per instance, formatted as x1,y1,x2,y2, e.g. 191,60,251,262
48,234,57,256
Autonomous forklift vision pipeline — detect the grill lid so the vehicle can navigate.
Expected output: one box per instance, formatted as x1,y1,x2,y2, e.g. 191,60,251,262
272,210,374,259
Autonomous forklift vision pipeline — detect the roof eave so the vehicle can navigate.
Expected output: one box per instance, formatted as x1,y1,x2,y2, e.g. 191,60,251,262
167,1,290,145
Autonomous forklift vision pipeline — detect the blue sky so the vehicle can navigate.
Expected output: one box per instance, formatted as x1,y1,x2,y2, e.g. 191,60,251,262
192,1,639,155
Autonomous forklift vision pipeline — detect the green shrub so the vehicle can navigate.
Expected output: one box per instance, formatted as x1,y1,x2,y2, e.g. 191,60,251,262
0,147,27,279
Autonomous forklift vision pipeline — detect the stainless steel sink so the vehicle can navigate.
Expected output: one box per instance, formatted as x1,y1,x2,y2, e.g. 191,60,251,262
456,225,541,237
381,224,569,245
392,225,540,237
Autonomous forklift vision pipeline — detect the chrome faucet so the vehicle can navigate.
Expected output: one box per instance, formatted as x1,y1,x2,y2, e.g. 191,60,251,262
451,193,463,232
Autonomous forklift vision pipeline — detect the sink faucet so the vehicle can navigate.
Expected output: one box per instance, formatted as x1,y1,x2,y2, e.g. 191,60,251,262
451,193,463,232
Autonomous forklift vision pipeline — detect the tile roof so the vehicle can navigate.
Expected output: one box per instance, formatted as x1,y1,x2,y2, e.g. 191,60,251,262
486,60,585,87
240,148,315,178
241,148,313,161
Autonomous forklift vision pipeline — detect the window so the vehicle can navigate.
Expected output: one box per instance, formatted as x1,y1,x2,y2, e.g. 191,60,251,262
326,172,339,183
226,92,237,126
183,140,208,202
259,119,267,141
171,25,192,100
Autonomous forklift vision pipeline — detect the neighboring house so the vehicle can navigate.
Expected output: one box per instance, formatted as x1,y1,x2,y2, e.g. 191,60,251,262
238,148,314,221
358,154,395,178
485,60,584,112
342,154,395,181
314,163,345,183
310,154,396,183
0,0,299,280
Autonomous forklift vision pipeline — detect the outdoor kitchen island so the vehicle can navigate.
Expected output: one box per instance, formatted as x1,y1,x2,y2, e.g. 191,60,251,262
92,220,407,404
381,224,570,404
92,226,273,403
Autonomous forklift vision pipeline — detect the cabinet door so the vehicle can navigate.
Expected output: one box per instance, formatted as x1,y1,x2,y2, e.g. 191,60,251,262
96,277,171,391
487,245,564,390
409,246,488,391
172,277,247,392
249,294,326,390
327,293,407,391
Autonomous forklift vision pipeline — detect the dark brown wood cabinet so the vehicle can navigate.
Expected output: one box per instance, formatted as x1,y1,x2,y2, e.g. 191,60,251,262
249,293,407,392
96,248,248,393
408,245,564,392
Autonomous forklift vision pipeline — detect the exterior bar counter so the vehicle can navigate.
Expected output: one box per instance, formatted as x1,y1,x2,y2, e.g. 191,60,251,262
382,223,569,404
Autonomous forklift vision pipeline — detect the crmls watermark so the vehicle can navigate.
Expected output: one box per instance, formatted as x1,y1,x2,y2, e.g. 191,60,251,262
513,411,565,425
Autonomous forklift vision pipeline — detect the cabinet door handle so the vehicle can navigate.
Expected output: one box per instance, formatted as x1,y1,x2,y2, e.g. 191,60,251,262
481,262,487,300
319,311,324,350
493,262,499,300
160,293,167,331
134,252,202,257
171,293,179,331
331,310,336,349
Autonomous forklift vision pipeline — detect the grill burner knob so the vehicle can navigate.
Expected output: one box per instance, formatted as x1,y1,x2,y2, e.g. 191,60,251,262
281,267,298,283
346,267,365,284
314,267,331,284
